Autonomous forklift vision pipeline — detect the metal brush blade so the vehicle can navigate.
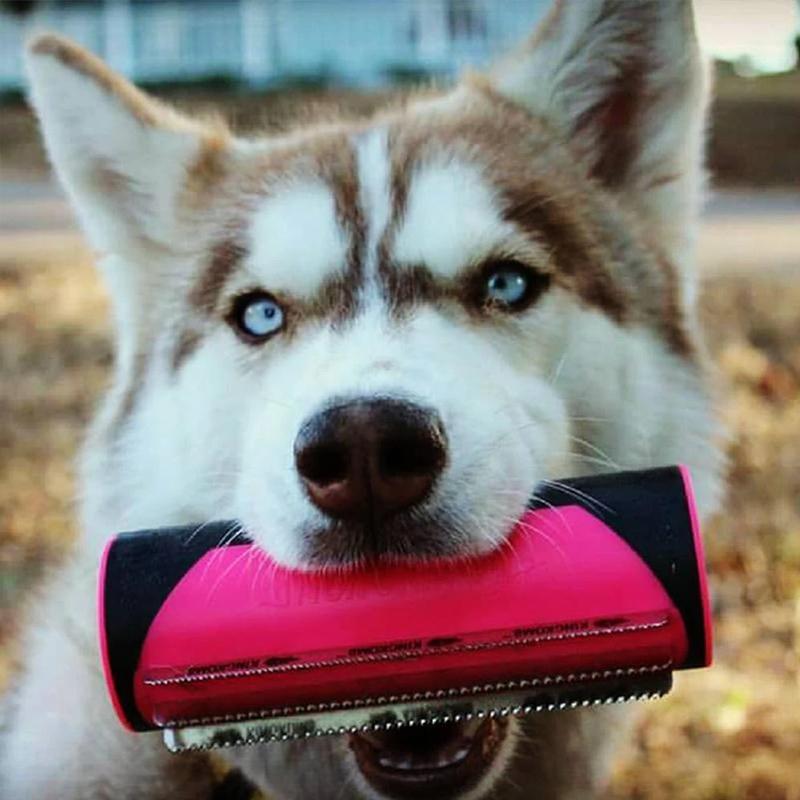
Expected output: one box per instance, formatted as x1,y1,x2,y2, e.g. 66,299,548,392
163,666,672,752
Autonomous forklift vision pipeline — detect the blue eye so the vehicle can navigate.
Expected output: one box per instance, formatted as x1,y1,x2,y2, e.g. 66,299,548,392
480,262,549,311
232,293,285,341
486,267,528,305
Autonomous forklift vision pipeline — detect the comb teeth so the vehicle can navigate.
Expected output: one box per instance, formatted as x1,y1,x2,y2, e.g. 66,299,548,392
162,665,672,752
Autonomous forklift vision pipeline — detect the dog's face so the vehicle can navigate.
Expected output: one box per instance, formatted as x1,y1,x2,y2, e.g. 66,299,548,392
27,1,723,798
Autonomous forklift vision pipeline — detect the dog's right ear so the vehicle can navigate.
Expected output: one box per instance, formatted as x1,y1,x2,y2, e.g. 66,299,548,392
25,34,229,253
483,0,708,306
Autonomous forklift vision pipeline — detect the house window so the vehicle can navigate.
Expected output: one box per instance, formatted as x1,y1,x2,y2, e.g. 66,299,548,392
447,0,486,41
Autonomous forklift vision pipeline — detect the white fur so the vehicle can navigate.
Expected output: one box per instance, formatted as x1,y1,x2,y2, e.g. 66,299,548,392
247,180,349,298
24,49,202,252
393,159,549,279
354,127,391,302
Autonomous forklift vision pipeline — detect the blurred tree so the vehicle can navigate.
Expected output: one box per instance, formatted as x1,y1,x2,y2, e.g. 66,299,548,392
1,0,38,15
796,0,800,69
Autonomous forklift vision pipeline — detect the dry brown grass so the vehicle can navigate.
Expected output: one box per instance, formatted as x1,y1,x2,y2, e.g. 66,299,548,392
0,236,107,688
1,232,799,796
608,280,800,800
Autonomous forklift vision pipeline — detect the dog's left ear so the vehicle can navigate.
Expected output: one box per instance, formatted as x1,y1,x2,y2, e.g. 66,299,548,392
486,0,708,297
25,34,229,254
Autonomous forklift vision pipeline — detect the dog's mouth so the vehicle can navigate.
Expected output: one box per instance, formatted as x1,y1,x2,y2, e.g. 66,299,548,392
348,718,508,799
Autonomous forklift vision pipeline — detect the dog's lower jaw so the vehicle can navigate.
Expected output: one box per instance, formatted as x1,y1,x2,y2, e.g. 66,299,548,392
351,718,518,800
222,723,519,800
222,707,630,800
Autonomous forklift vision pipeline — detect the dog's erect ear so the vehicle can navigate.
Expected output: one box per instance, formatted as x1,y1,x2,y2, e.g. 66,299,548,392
25,34,229,253
487,0,708,295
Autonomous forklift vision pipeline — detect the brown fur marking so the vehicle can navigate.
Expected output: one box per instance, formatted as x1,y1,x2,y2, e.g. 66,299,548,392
575,36,648,189
190,238,247,315
381,264,444,318
499,186,628,323
171,328,203,372
30,34,166,127
381,259,552,323
106,349,149,437
654,254,694,358
182,133,231,207
313,135,365,323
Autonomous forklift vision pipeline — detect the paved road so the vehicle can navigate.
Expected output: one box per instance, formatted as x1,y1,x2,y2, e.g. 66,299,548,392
697,190,799,278
0,180,77,233
1,180,798,278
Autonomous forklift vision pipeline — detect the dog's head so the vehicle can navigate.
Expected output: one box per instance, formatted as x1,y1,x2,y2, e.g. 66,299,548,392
27,1,723,797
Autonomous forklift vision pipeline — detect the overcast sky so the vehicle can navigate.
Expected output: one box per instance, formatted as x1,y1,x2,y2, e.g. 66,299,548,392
695,0,799,71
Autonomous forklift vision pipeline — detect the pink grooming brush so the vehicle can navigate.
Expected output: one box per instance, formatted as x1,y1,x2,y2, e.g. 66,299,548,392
98,465,711,752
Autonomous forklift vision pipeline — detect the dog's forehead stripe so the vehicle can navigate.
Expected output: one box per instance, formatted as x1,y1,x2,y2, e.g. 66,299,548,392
354,127,392,298
311,135,365,294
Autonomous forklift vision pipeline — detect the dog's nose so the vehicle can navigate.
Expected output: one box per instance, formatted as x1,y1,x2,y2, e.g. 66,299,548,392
294,398,447,523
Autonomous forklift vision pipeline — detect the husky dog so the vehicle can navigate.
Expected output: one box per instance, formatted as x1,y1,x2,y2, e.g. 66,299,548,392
1,1,723,798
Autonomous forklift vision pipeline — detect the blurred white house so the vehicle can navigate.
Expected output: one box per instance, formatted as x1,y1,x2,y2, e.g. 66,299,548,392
0,0,548,91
